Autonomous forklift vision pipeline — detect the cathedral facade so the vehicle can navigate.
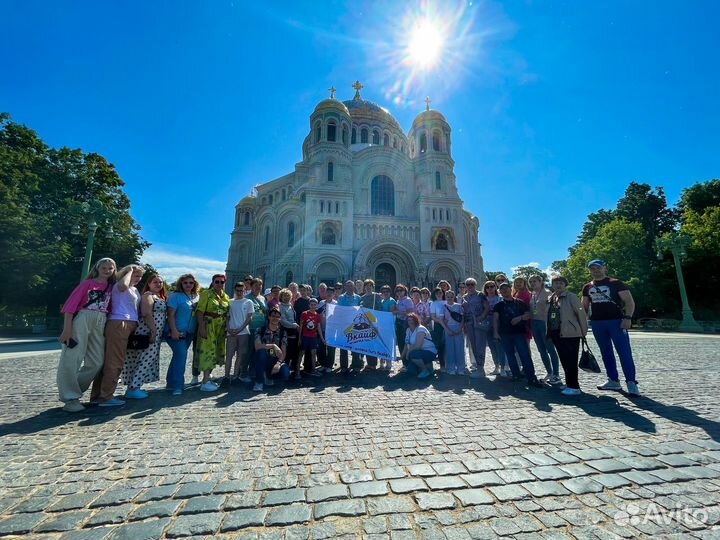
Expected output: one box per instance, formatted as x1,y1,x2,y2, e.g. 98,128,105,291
225,83,484,290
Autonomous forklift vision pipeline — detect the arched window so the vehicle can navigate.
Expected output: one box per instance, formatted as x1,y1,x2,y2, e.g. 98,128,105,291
335,202,339,214
314,122,321,143
360,128,368,143
342,125,348,145
420,133,427,153
392,137,397,149
322,226,336,245
371,175,395,216
243,212,250,225
285,271,293,286
432,131,441,151
287,222,295,247
327,161,334,182
435,172,442,190
435,233,449,250
327,121,336,142
320,201,324,213
268,194,273,205
372,130,380,145
383,133,389,146
264,226,270,252
351,128,357,144
282,189,286,201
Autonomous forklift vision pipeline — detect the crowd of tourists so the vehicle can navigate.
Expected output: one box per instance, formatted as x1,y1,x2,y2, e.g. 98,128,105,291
56,257,640,412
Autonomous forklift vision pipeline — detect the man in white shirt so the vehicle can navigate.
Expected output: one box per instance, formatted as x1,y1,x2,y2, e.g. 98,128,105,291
225,281,254,384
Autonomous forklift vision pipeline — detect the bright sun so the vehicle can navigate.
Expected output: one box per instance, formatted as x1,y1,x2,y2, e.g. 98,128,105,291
407,20,445,69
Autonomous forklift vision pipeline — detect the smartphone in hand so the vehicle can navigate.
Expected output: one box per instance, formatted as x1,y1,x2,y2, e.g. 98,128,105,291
67,338,78,349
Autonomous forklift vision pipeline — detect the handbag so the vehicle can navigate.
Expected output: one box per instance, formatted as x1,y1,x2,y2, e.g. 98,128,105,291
127,333,151,350
445,305,463,323
579,337,601,373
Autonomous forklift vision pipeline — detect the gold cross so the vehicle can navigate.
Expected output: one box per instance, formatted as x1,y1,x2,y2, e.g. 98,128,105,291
352,80,363,100
328,86,336,99
425,96,431,111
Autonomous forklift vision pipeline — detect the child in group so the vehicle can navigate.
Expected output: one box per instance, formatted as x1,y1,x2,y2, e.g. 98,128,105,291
299,298,324,378
56,257,117,412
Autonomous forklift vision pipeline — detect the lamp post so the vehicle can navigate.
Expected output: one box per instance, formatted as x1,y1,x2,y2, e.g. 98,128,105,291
655,232,703,333
71,201,114,280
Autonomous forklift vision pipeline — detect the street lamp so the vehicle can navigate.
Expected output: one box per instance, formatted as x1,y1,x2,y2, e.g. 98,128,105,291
655,232,703,333
70,200,114,280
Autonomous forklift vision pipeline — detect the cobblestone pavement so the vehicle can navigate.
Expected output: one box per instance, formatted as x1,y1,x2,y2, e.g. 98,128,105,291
1,333,719,539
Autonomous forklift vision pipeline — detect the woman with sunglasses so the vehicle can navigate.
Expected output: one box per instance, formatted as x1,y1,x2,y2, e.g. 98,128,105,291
483,280,507,375
461,278,491,378
122,274,168,399
195,274,230,392
392,284,414,360
166,274,200,395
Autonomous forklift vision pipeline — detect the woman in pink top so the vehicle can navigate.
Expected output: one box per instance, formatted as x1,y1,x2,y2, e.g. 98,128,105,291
90,264,144,407
56,257,117,413
512,277,533,340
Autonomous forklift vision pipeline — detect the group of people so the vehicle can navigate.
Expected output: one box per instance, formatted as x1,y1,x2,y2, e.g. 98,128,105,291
56,257,640,412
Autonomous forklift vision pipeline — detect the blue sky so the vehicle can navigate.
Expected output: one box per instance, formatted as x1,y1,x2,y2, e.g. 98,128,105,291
2,1,719,283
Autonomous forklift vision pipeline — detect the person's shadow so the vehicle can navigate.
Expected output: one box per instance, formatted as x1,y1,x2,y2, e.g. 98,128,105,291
2,371,718,443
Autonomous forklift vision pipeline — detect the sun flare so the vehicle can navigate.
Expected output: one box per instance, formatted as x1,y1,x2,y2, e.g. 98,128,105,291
407,20,445,69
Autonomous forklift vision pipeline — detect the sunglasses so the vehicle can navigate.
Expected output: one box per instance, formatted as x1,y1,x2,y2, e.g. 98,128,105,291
465,283,475,287
182,281,195,285
214,280,225,284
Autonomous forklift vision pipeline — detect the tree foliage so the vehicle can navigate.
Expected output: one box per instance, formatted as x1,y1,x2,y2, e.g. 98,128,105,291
0,114,149,314
566,179,719,319
512,265,548,284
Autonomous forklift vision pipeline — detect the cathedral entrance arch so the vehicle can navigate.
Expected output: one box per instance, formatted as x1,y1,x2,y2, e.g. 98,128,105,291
374,263,397,289
358,242,418,286
317,262,341,287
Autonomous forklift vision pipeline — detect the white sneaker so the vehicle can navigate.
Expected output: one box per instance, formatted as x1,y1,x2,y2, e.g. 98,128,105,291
561,387,582,396
493,366,502,375
626,381,641,397
200,381,219,392
62,400,85,413
252,383,263,392
597,379,622,391
549,376,563,386
190,376,199,385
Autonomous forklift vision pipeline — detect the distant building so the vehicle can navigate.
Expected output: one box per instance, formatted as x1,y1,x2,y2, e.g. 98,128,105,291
225,82,484,289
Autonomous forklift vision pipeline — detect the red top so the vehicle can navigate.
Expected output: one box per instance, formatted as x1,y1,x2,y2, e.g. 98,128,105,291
300,311,322,338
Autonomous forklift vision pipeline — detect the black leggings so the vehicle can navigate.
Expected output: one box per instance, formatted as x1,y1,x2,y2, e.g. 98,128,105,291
550,331,580,389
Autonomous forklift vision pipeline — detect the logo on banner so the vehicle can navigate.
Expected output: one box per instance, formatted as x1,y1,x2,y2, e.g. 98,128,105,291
344,311,379,344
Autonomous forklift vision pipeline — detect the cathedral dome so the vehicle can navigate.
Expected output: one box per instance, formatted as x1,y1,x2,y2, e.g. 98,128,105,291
342,98,400,130
313,98,350,116
412,108,447,128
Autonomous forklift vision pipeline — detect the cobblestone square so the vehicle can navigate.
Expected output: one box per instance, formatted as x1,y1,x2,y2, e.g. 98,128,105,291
1,333,719,539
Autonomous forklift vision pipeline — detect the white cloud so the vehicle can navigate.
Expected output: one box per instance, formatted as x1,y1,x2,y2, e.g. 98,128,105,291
141,245,226,286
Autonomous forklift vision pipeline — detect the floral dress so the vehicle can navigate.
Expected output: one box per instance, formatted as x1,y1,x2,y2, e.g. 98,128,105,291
122,295,167,388
196,288,230,372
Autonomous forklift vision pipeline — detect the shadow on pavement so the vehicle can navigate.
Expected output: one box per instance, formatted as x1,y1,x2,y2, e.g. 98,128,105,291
1,370,718,442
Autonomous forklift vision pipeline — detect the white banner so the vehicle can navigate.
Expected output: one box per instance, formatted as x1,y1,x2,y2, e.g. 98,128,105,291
325,304,397,361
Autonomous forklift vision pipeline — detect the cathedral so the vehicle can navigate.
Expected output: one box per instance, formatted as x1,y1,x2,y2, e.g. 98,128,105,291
225,82,484,290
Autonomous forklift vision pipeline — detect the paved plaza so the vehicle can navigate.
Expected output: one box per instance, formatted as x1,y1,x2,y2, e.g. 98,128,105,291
0,333,719,539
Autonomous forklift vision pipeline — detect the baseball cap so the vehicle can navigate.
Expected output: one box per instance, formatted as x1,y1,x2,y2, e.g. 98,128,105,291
498,282,511,289
587,259,607,268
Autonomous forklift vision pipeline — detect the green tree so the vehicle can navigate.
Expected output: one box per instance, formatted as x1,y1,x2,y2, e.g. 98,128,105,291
484,270,505,282
677,179,720,215
0,114,149,315
565,220,653,312
512,264,548,283
570,209,615,254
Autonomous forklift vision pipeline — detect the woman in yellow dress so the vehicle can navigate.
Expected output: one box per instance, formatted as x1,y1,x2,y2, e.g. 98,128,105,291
195,274,230,392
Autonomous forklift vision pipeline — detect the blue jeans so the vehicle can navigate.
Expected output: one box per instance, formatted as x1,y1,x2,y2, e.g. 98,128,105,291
532,319,559,377
444,332,465,374
166,333,194,390
487,334,506,370
500,333,537,382
405,349,436,374
464,324,488,370
591,319,637,383
254,350,291,384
